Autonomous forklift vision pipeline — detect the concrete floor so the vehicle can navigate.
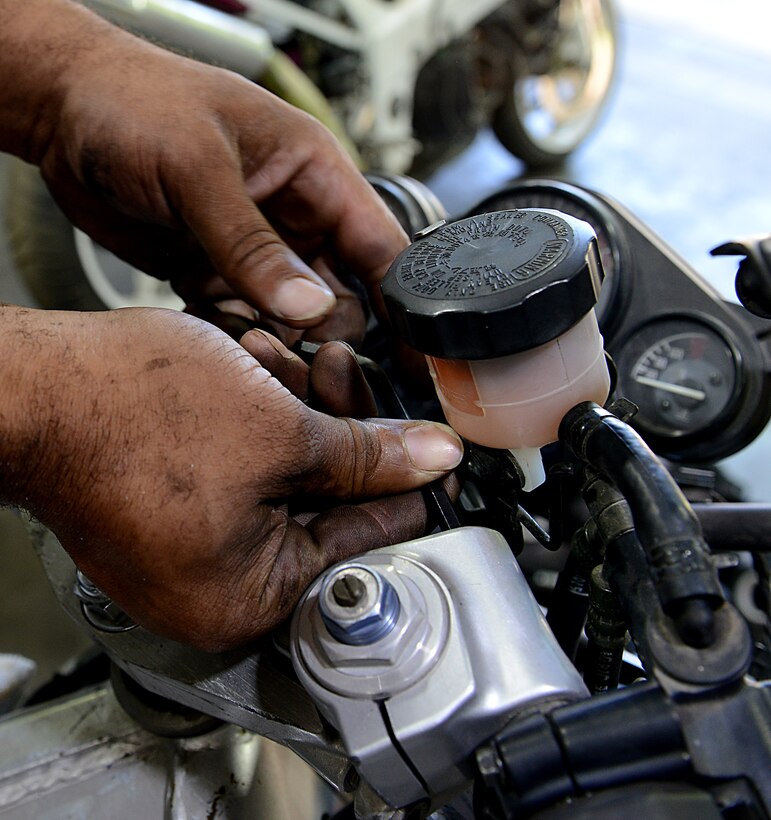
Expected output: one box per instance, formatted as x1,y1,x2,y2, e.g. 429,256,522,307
1,0,771,692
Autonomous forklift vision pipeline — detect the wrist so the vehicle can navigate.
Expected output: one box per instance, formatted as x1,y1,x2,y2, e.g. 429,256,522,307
0,306,41,505
0,305,93,520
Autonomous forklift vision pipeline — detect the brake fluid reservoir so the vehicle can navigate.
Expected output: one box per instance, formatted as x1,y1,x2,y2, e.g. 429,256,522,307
381,209,610,491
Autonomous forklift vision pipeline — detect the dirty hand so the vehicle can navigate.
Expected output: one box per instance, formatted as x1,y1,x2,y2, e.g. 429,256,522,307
0,306,461,650
0,0,407,339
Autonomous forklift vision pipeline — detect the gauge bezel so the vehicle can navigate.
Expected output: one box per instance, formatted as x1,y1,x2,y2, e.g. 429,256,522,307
366,172,447,237
614,311,747,453
468,179,631,340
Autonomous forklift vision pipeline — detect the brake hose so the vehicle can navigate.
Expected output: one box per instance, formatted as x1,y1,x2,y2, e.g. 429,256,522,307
560,402,723,648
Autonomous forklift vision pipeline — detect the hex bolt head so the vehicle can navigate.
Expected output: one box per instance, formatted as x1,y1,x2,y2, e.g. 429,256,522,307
319,565,401,646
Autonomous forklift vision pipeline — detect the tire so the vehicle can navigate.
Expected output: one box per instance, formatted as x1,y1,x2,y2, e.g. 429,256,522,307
491,0,618,169
409,39,481,179
5,159,182,311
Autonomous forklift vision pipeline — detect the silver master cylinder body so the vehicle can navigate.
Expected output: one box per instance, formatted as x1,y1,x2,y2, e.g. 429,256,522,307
291,527,589,810
26,522,586,814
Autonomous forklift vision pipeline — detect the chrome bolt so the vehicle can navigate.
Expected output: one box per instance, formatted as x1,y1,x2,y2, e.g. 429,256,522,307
73,570,137,633
319,565,401,646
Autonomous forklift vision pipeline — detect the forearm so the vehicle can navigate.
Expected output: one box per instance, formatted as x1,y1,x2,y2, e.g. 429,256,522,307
0,0,127,163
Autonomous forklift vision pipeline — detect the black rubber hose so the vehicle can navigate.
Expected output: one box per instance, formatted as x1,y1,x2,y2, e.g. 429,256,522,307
583,566,627,694
693,503,771,553
560,403,723,648
546,519,598,660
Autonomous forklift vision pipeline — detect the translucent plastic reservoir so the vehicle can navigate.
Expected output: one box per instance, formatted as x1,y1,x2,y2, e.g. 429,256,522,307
427,310,610,450
381,208,611,489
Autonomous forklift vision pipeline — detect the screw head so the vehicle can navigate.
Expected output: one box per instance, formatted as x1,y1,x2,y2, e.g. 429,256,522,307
332,574,367,607
319,564,400,646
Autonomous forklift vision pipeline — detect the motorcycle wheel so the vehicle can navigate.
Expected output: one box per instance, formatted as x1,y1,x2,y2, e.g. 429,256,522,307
492,0,618,169
5,159,182,311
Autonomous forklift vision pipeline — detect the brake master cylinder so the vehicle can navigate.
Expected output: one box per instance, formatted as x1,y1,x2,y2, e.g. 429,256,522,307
381,209,610,490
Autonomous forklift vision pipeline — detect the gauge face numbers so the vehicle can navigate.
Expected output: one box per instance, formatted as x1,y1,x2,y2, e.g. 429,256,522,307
617,319,742,441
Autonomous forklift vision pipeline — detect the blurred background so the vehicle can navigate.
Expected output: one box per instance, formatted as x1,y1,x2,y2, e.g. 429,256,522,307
1,0,770,690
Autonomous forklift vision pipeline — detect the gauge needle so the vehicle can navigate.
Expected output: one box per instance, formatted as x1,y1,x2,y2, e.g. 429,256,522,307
633,375,707,401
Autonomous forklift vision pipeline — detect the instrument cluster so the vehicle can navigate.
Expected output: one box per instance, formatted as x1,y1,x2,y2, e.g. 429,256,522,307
469,180,771,464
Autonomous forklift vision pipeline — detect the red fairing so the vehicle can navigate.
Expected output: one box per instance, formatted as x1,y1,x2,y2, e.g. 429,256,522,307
194,0,249,15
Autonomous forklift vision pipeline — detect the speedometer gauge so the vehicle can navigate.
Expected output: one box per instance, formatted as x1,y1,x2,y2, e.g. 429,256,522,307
615,316,744,444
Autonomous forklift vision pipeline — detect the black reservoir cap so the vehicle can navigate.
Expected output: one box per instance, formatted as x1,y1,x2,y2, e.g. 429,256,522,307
381,209,604,360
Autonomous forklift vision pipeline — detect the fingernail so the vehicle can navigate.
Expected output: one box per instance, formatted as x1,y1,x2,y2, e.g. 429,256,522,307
214,299,259,321
403,423,463,472
273,276,336,321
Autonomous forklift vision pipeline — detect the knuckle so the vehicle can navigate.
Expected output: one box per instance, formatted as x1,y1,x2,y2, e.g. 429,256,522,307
284,413,386,499
297,412,339,490
226,223,285,281
337,419,382,498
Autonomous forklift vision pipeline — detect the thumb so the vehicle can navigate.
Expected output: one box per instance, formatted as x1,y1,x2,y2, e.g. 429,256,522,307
291,413,464,499
181,173,336,326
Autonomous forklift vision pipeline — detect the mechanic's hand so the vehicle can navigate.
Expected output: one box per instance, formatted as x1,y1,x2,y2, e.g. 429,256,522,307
9,1,407,333
4,307,461,651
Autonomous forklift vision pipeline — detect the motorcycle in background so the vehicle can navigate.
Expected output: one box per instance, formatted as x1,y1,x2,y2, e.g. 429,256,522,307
3,0,617,311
